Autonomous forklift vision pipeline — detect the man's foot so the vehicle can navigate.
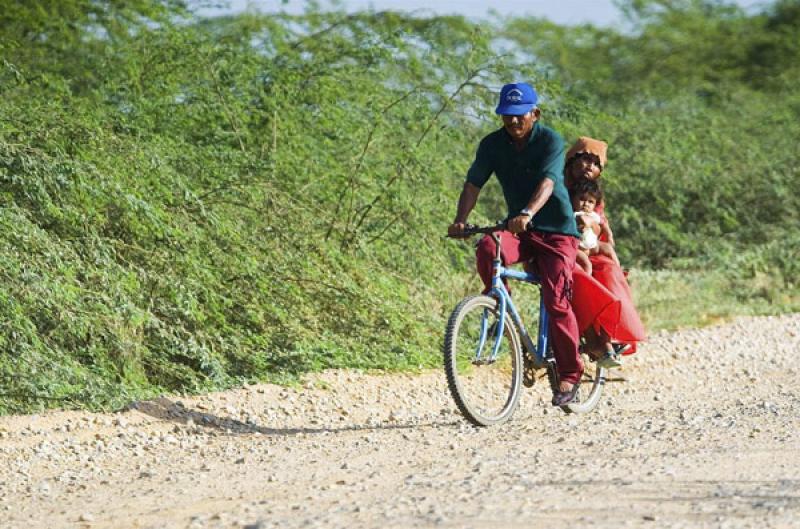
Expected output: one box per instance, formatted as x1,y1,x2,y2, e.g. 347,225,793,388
552,381,581,406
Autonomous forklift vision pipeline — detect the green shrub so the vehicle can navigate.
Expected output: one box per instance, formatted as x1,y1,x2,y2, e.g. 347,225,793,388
1,1,798,413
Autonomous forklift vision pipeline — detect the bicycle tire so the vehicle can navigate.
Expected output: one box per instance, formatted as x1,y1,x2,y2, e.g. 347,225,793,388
443,295,523,426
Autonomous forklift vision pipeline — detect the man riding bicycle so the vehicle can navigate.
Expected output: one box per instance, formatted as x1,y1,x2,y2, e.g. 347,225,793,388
447,82,583,406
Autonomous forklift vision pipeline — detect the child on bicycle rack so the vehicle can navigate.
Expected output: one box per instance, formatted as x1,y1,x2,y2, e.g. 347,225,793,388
571,179,620,276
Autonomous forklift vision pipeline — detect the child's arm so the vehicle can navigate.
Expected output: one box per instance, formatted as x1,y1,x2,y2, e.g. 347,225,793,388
587,212,602,236
596,241,620,266
596,201,615,246
600,221,615,246
597,207,616,246
576,212,597,235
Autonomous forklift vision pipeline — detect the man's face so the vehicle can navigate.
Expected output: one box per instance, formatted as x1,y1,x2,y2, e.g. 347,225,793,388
501,109,538,141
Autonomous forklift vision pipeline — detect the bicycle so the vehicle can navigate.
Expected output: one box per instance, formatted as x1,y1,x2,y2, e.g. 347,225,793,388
444,223,606,426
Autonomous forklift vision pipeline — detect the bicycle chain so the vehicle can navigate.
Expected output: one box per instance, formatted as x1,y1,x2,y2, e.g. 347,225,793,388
522,350,537,388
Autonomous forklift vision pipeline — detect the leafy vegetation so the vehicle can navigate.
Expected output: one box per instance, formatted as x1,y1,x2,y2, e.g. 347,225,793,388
0,0,797,413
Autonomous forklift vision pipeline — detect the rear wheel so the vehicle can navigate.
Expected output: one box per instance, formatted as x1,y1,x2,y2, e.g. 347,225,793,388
443,295,523,426
547,347,606,414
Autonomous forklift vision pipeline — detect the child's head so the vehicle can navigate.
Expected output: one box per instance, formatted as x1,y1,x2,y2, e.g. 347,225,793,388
570,179,603,213
565,137,608,188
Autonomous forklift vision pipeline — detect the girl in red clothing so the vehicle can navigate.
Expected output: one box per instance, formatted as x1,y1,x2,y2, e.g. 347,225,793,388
565,137,647,367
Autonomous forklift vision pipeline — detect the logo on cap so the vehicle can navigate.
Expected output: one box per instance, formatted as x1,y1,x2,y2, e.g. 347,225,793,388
506,89,523,103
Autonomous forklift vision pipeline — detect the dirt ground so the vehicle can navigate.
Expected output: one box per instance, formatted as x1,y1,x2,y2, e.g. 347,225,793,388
2,314,800,529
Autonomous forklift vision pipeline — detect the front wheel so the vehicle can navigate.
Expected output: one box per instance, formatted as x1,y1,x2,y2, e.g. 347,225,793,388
443,295,523,426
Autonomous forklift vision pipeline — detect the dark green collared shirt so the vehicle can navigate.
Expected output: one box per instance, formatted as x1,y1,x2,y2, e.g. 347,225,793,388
466,122,579,238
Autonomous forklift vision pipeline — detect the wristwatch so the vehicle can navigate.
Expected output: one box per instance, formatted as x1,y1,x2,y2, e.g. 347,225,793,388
519,208,533,217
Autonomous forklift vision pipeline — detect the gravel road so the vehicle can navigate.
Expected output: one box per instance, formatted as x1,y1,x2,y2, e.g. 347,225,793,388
2,314,800,529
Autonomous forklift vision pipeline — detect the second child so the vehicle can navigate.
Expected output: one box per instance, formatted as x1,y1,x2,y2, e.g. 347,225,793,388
571,179,619,275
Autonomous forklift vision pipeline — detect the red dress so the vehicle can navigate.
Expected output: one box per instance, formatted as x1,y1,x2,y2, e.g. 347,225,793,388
571,203,646,354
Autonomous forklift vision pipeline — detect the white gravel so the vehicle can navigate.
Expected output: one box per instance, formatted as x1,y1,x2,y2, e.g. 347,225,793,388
2,314,800,529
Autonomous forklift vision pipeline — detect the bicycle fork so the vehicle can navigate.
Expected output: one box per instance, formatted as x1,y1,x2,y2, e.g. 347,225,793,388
473,303,506,366
473,238,507,366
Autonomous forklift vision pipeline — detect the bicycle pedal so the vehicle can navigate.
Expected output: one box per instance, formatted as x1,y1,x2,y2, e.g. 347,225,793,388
471,359,495,366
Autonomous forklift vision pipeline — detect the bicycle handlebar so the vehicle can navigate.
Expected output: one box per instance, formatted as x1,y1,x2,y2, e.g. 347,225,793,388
446,221,508,239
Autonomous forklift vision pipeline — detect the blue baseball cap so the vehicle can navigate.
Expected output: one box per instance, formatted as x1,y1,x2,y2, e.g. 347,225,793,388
495,83,538,115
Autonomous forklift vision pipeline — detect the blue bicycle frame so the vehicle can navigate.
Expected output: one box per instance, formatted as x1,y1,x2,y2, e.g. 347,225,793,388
473,231,549,370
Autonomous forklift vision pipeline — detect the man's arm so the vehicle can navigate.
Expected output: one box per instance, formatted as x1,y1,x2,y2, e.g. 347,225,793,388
448,182,481,236
507,178,554,234
509,132,564,234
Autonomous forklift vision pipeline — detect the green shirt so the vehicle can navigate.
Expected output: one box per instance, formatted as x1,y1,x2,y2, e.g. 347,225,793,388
466,122,579,238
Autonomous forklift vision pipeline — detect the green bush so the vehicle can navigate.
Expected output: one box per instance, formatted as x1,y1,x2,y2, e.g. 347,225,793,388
0,1,798,413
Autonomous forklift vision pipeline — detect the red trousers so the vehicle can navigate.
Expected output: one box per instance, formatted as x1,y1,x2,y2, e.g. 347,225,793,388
476,231,582,385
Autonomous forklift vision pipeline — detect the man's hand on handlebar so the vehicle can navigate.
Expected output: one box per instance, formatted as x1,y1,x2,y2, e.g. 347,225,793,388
447,220,509,238
507,213,531,234
448,222,468,238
